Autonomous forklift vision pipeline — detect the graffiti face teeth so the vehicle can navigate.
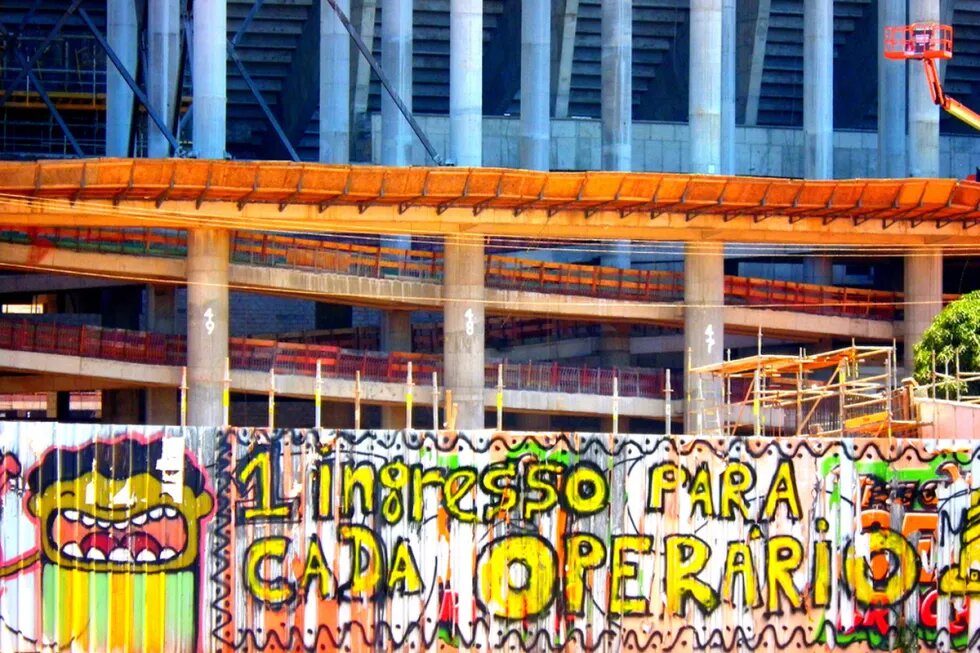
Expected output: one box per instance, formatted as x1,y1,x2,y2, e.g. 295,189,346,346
149,507,164,521
85,548,106,561
80,514,96,527
61,542,83,559
164,507,178,519
62,509,80,522
131,512,147,526
135,549,157,563
160,547,177,561
96,519,111,529
112,519,129,530
108,548,132,563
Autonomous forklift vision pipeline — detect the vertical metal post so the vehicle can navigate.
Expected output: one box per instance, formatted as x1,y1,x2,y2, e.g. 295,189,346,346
222,356,231,426
664,368,672,437
886,347,893,436
432,371,440,431
612,374,620,436
354,370,362,429
315,359,323,428
180,366,188,428
268,368,276,430
496,363,504,431
405,360,414,430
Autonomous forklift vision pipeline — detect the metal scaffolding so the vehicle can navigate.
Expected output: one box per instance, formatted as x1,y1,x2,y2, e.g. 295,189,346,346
691,345,922,437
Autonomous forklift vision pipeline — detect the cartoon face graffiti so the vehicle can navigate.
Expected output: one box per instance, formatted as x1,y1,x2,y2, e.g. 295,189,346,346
19,436,213,652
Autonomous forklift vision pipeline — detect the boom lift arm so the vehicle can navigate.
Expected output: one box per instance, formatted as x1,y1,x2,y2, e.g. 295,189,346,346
885,22,980,132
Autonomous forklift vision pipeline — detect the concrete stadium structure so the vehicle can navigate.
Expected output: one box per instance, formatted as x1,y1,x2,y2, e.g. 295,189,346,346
1,0,979,433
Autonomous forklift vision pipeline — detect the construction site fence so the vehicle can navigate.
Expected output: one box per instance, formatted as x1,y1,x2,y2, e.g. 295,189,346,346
0,425,977,652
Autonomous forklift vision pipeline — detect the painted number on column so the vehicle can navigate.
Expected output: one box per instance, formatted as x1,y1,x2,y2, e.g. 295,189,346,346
464,308,475,336
204,307,215,336
705,324,715,354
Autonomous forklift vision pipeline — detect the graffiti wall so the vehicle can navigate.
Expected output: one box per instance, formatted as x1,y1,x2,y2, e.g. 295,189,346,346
0,424,978,651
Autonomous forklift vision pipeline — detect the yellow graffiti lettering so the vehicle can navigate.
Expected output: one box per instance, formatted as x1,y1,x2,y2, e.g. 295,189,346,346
610,535,653,616
338,525,384,599
688,465,715,519
341,464,376,517
761,459,802,522
844,527,919,607
721,542,759,608
647,463,686,513
410,465,445,522
236,448,292,521
300,535,332,600
563,533,606,616
245,536,295,605
561,462,609,516
477,535,557,620
720,462,754,520
665,535,719,616
812,542,831,607
379,461,409,524
443,468,478,523
387,539,423,595
523,462,561,521
480,462,518,522
314,460,333,520
765,536,803,613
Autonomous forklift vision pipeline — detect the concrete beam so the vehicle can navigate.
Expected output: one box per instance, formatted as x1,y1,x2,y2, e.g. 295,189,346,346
0,244,899,340
482,0,520,115
0,374,137,393
735,0,770,125
550,0,578,119
0,273,134,294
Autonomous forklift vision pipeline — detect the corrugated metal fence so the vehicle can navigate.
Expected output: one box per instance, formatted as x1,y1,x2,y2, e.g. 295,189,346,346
0,423,977,651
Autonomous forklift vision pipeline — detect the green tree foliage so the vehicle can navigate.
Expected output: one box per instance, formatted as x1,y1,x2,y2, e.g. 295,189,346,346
913,290,980,393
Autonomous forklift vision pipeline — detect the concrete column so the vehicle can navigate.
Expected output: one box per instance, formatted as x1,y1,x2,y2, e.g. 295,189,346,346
381,310,412,428
684,242,724,434
106,0,137,156
450,0,482,166
803,257,833,286
520,0,551,170
904,250,943,373
381,0,413,166
322,0,351,163
804,0,833,179
193,0,226,158
443,237,485,429
601,0,631,171
147,0,180,157
187,229,229,426
720,0,736,174
146,285,178,425
878,0,907,178
689,0,722,174
909,0,940,177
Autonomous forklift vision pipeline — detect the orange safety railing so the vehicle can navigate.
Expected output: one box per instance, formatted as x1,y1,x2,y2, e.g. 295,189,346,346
0,317,667,399
0,227,914,321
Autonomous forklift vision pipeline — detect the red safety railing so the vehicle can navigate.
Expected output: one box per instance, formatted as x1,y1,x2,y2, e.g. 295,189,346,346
0,227,920,321
0,317,667,399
